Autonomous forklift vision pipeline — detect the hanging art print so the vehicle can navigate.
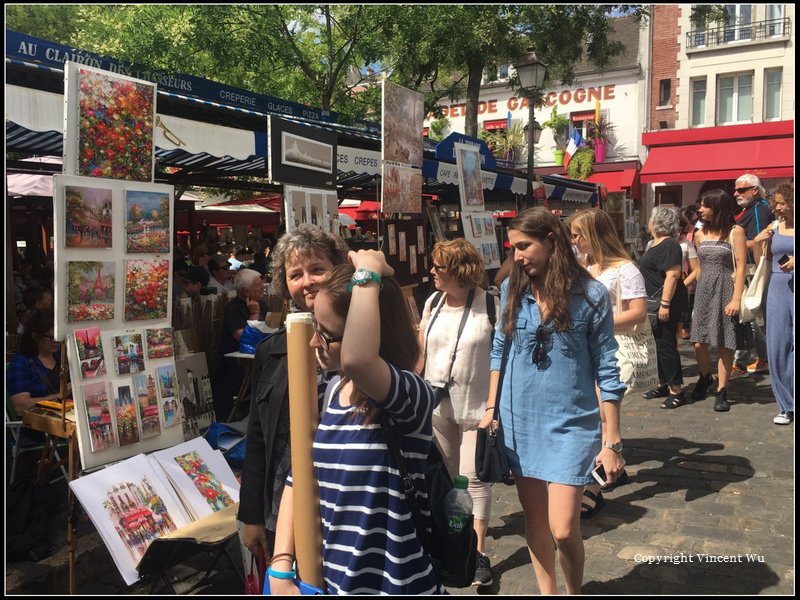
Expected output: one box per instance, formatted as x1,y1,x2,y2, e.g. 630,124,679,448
455,142,485,211
67,261,116,322
145,328,174,359
81,381,116,452
155,364,179,428
133,372,162,439
112,333,146,375
112,380,141,447
76,66,155,182
125,190,170,253
64,185,113,248
74,326,107,379
124,259,170,321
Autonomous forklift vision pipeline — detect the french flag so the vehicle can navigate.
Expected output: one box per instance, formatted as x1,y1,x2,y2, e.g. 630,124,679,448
563,128,584,169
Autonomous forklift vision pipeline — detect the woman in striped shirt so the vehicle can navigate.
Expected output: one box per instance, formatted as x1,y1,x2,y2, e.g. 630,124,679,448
269,251,446,594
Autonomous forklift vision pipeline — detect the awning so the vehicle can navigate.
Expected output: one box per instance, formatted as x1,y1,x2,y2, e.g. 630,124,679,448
482,119,508,131
588,169,640,199
640,138,795,183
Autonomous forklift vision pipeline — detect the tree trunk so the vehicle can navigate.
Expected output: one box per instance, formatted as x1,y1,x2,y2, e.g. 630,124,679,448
463,60,484,138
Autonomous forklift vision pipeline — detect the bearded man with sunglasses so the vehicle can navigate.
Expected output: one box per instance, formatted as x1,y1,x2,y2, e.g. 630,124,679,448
731,174,774,378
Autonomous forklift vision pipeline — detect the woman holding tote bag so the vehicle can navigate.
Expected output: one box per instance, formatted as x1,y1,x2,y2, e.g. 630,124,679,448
569,209,651,518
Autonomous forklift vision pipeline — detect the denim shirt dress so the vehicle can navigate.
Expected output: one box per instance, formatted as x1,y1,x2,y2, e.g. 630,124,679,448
490,278,625,485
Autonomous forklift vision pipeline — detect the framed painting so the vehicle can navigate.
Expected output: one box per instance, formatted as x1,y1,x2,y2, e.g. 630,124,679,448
145,328,174,359
124,259,170,321
112,333,145,375
111,379,141,447
132,372,162,439
64,185,113,248
80,381,116,452
66,261,115,322
155,364,179,429
125,190,170,253
74,326,107,379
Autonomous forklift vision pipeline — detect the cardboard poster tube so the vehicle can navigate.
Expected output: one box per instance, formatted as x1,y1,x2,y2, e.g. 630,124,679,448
285,313,325,589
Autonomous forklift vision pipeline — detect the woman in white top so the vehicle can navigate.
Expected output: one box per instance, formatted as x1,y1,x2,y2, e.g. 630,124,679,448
569,209,647,518
417,238,495,586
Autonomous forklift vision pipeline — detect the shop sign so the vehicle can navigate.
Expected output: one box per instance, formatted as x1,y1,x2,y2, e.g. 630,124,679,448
434,133,497,170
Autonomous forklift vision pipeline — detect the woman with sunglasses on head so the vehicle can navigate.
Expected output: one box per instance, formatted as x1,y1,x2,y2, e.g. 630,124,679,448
478,208,625,595
569,208,647,518
270,251,445,594
238,224,349,564
418,239,496,586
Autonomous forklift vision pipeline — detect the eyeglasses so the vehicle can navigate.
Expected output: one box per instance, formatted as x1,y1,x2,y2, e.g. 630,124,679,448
311,317,343,351
532,325,552,366
735,186,756,194
432,263,447,272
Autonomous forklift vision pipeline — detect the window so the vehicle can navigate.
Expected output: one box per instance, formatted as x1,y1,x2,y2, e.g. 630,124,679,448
767,4,784,36
658,79,671,105
764,69,782,121
723,4,752,42
497,64,510,80
656,186,683,208
717,73,752,124
691,78,706,126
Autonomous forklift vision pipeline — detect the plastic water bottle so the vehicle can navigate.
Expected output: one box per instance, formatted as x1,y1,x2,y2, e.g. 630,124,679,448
444,475,473,536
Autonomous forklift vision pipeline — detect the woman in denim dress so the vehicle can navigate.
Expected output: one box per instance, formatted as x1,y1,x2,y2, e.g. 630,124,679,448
479,208,625,594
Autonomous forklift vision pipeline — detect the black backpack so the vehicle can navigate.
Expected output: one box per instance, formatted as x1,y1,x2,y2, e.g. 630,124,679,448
381,417,478,588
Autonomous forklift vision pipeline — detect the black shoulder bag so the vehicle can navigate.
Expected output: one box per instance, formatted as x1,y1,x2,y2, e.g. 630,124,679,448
475,336,515,485
380,418,477,588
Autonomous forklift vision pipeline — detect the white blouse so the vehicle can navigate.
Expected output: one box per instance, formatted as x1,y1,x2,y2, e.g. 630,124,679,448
418,290,494,424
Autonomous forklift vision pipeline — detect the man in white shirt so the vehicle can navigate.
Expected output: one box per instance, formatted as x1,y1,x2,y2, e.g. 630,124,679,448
208,255,234,295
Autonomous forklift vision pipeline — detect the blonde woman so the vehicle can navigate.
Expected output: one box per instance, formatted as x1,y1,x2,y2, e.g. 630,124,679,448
569,209,646,517
418,239,495,586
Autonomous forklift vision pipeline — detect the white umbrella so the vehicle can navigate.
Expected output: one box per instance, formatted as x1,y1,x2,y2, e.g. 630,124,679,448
338,213,356,226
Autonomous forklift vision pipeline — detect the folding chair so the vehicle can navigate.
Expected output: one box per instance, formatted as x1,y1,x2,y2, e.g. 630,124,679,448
6,405,69,485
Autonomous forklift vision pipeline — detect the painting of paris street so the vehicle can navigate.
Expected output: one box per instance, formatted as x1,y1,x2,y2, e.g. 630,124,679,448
65,185,113,248
125,190,170,253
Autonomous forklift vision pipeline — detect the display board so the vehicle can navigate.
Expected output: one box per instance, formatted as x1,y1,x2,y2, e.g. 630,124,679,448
460,211,501,270
268,116,337,190
382,218,427,287
283,185,339,234
381,81,424,213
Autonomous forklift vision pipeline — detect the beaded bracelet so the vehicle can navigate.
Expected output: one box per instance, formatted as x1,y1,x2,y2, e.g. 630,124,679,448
267,565,297,580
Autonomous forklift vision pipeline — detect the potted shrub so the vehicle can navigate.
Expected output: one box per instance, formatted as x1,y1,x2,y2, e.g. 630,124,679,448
566,146,595,180
586,115,615,163
541,106,570,166
484,121,526,164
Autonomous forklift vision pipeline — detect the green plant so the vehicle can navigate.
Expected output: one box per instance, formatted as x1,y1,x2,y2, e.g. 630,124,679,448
586,114,615,147
541,106,570,150
484,121,526,163
428,117,451,142
566,146,595,180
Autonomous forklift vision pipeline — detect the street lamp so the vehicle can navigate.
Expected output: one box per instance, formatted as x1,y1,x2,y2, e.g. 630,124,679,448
514,48,547,209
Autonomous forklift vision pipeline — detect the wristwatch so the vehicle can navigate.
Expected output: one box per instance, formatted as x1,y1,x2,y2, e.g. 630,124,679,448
347,268,382,292
604,441,624,454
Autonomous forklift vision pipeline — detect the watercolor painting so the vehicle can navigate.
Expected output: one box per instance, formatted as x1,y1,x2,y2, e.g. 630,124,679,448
112,333,145,375
145,328,174,359
77,67,155,181
417,226,425,254
64,185,113,248
484,217,494,233
112,380,141,446
156,364,179,429
175,451,236,512
81,381,116,452
133,372,162,439
67,261,116,322
74,326,106,379
471,215,483,237
125,190,170,253
124,259,169,321
456,144,485,210
69,454,191,585
399,231,407,262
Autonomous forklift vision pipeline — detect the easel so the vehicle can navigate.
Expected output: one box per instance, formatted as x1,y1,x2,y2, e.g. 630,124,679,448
21,341,81,594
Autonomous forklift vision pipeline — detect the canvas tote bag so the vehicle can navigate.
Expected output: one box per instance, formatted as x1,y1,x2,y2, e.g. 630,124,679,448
614,267,659,393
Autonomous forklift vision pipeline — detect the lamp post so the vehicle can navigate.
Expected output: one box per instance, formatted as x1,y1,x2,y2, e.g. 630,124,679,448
514,48,547,210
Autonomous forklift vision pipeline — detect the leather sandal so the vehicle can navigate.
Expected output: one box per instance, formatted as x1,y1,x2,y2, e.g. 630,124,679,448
642,385,669,400
660,392,687,409
580,489,605,519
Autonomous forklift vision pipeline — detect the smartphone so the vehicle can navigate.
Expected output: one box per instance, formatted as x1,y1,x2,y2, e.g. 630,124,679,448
591,464,607,486
778,254,790,266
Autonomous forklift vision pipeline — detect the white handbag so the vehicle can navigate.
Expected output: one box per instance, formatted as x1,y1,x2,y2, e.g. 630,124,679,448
740,255,769,325
613,268,659,393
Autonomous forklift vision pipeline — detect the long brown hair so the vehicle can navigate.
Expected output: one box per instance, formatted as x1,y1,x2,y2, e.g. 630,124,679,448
318,264,419,422
503,207,593,333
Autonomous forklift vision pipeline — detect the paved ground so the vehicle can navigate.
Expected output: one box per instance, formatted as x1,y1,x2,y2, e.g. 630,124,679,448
6,341,795,595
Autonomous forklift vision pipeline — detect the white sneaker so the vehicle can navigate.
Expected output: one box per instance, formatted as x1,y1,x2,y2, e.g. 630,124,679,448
773,412,793,425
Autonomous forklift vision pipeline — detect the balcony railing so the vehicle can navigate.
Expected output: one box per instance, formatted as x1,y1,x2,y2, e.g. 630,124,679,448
686,17,791,50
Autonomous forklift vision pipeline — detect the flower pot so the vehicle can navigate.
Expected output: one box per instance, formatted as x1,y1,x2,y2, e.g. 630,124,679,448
553,150,565,166
594,139,607,163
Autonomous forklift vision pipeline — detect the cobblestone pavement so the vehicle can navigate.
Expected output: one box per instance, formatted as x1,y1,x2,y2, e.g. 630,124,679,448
6,342,794,595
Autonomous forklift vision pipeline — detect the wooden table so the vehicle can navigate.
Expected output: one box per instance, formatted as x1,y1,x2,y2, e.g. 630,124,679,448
22,408,80,594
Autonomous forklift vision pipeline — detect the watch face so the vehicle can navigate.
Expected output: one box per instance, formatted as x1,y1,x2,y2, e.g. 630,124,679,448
354,269,370,284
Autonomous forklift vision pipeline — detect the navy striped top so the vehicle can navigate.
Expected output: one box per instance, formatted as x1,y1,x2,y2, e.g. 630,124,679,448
290,365,445,594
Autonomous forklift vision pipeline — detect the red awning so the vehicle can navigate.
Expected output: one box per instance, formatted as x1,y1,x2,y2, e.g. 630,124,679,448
339,201,382,222
640,138,795,183
588,169,640,199
482,119,509,131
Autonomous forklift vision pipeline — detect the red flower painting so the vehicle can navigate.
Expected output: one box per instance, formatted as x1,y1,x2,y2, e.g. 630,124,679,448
124,259,169,321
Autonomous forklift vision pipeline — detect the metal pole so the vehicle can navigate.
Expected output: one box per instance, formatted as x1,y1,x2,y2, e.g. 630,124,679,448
526,98,535,210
